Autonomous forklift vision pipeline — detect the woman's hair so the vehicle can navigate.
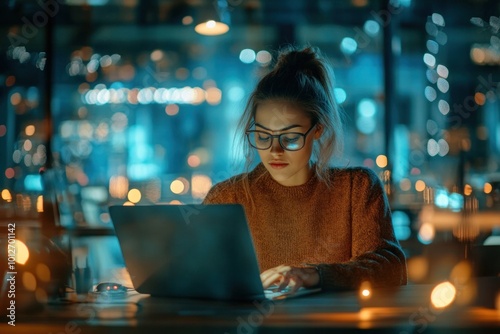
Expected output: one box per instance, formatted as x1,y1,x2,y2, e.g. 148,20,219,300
234,45,344,186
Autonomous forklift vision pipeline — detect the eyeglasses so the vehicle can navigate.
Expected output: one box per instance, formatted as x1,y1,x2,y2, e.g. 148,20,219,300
246,124,316,151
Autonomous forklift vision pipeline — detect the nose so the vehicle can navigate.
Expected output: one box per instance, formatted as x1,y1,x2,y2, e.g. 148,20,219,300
269,137,284,155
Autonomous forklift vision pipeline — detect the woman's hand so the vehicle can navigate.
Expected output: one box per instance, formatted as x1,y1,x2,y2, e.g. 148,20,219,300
260,265,320,292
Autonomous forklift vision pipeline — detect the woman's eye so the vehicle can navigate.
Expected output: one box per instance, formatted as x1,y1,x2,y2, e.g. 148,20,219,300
257,135,270,142
283,135,300,143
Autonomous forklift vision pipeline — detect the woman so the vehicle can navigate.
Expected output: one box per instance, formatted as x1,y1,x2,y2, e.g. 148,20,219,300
203,46,407,291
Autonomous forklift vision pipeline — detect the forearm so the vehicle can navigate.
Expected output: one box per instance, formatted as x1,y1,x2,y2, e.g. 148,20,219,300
315,243,407,291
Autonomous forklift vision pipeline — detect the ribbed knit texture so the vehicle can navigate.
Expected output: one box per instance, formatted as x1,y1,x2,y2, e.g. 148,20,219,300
203,163,407,290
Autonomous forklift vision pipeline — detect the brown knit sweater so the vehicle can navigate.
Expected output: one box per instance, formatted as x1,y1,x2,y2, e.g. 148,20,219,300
203,163,407,290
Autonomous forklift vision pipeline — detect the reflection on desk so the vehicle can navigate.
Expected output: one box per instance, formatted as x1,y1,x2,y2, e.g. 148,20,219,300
1,278,499,334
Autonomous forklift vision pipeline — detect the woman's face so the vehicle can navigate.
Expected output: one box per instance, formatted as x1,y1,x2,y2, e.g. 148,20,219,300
253,100,322,186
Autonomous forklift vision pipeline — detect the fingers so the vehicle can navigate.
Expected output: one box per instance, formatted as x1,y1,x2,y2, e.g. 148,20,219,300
260,265,306,291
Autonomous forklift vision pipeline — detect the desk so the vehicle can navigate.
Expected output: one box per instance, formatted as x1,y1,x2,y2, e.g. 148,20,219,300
1,281,499,334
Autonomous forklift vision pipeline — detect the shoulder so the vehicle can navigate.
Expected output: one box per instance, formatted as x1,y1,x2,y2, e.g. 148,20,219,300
328,166,382,189
203,164,264,203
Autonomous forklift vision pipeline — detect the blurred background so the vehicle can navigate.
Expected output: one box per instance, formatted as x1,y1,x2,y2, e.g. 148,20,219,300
1,0,500,289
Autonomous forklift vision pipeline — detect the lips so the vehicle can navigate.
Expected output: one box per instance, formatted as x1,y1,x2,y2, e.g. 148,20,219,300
269,161,289,169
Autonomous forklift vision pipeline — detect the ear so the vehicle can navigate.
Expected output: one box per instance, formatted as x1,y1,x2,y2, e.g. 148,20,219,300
314,124,323,139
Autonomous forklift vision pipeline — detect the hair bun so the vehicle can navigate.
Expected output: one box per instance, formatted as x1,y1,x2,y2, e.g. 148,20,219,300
274,46,321,75
273,47,324,81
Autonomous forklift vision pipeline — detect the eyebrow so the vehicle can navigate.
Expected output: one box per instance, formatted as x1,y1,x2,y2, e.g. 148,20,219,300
255,123,302,131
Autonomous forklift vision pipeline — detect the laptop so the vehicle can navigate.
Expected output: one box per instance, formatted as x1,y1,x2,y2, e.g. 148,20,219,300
108,204,321,301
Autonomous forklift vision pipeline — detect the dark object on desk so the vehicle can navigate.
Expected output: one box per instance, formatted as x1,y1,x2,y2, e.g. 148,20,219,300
109,204,320,302
470,245,500,277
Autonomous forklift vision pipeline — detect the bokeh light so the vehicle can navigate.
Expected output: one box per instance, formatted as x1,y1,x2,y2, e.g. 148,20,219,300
359,281,372,300
191,175,212,199
25,125,35,136
256,50,272,64
127,188,141,203
415,180,426,192
14,240,30,265
239,49,256,64
170,179,185,195
418,222,435,244
407,256,429,283
5,168,15,179
165,104,179,116
375,155,388,168
340,37,357,55
22,272,37,292
2,189,13,202
423,53,436,68
463,184,473,196
187,154,201,168
431,281,456,309
36,263,51,282
399,178,411,191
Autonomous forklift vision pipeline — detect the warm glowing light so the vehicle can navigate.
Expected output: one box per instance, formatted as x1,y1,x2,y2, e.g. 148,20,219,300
170,178,189,195
415,180,426,192
35,263,51,282
205,87,222,105
474,92,486,105
2,189,13,202
407,256,429,283
187,155,201,168
5,168,15,179
169,200,183,205
170,180,185,194
10,92,22,105
77,173,89,186
36,195,43,212
22,271,37,291
127,188,141,203
431,281,456,309
470,48,485,64
418,222,435,244
182,16,193,25
195,20,229,36
165,104,179,116
109,175,129,199
6,75,16,86
484,183,493,194
14,240,30,265
375,155,388,168
464,184,473,196
23,139,33,151
450,261,472,286
0,124,6,137
359,281,372,300
192,175,212,199
150,50,163,62
123,201,135,206
192,87,206,104
25,125,35,136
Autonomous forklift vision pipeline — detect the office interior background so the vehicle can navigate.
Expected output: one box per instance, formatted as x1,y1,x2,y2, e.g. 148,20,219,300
1,0,500,284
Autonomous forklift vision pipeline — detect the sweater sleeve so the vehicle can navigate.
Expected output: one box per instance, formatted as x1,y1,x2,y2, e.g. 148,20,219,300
317,168,407,290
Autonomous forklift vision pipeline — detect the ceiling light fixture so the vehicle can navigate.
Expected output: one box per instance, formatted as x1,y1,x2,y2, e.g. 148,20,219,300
194,0,230,36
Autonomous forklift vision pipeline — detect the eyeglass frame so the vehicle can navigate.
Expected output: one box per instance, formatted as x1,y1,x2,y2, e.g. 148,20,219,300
245,123,317,151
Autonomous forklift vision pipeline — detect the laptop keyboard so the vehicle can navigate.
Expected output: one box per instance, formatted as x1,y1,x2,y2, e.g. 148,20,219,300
264,286,294,299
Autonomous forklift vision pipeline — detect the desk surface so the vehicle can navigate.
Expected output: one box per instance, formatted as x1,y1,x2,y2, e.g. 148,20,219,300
2,281,499,334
